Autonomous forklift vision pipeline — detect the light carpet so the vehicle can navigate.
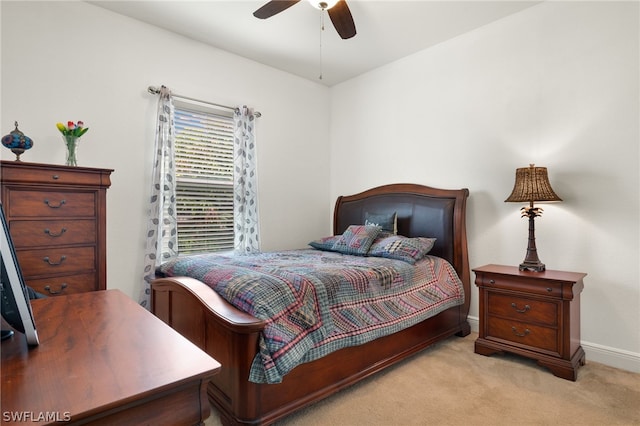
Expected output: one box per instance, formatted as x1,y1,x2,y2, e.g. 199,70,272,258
205,332,639,425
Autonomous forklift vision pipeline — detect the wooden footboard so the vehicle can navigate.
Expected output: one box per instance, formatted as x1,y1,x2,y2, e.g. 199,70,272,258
152,276,470,425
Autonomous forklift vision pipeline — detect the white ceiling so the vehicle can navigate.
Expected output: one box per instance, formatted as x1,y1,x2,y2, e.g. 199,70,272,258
89,0,540,87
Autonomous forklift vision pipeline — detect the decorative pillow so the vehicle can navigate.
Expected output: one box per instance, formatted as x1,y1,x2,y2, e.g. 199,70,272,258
308,235,341,252
364,211,397,234
331,225,382,256
367,235,436,264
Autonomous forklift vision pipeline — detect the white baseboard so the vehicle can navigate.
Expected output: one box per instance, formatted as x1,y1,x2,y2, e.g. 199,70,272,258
467,315,480,333
466,316,640,374
581,341,640,373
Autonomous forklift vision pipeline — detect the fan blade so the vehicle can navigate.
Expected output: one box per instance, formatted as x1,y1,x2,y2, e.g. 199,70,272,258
328,0,356,39
253,0,301,19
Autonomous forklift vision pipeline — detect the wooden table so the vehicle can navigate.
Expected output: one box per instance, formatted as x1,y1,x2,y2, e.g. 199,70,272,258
1,290,221,425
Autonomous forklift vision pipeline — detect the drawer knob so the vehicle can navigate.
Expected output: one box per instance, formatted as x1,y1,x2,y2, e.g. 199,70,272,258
43,255,66,266
44,228,67,237
511,326,530,337
44,199,66,209
52,175,60,180
44,283,67,295
546,287,553,292
511,302,531,313
489,279,495,284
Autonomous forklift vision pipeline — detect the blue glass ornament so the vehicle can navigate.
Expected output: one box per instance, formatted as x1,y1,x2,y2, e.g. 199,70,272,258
2,121,33,161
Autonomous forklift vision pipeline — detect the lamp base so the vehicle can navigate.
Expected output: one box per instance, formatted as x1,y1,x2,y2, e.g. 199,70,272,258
519,260,546,272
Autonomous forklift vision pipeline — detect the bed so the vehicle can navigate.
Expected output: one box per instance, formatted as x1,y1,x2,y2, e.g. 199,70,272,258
151,183,471,425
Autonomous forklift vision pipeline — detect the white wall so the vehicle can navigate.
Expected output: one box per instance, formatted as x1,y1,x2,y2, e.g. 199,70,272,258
330,1,639,372
329,1,639,371
1,1,331,300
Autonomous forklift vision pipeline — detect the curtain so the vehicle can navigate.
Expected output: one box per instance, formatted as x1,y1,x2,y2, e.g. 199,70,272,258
139,86,178,308
233,106,260,254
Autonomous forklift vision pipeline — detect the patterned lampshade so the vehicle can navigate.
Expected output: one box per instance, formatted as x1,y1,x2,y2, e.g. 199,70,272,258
504,164,561,272
505,164,562,203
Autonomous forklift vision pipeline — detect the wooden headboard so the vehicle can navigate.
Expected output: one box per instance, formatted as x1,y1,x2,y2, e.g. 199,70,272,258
333,183,470,313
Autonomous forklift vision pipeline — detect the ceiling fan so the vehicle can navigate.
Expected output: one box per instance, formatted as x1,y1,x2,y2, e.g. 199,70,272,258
253,0,357,39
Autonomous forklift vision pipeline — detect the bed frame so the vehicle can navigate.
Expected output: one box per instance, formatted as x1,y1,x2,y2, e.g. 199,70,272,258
151,183,471,425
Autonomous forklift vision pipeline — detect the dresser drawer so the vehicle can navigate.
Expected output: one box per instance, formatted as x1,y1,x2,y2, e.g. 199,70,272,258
6,190,96,218
478,273,562,297
16,246,95,277
10,219,96,248
0,164,109,187
487,316,558,354
27,273,97,296
487,292,558,327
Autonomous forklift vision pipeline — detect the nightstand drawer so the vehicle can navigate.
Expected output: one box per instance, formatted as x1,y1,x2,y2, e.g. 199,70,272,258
10,219,96,248
479,274,562,297
6,190,96,218
487,317,558,354
488,292,558,326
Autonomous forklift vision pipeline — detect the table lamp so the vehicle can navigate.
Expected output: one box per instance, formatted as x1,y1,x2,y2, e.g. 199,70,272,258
505,164,562,272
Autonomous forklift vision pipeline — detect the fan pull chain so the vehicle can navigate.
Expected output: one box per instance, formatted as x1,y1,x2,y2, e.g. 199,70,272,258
319,10,325,80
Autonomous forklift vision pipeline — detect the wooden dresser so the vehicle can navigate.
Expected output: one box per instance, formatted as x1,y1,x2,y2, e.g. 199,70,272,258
0,161,112,296
473,264,586,381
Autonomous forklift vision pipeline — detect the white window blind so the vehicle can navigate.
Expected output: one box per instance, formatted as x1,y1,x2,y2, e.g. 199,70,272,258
174,103,235,254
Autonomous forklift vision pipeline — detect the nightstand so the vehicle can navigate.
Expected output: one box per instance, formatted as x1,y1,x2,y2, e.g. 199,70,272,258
473,264,586,381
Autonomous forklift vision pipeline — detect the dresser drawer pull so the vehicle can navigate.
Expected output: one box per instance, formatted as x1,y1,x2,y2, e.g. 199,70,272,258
44,283,67,295
44,228,67,237
52,175,60,180
547,288,553,292
489,279,495,284
44,199,66,209
43,255,67,266
511,302,531,313
511,326,530,337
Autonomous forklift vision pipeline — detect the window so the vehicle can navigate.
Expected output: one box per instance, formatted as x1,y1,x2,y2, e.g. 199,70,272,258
174,102,235,254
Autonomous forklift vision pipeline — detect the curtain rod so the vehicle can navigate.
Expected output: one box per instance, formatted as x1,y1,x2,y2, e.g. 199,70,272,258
147,86,261,117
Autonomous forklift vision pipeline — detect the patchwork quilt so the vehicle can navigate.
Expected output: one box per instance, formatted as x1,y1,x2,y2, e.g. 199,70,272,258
158,249,464,384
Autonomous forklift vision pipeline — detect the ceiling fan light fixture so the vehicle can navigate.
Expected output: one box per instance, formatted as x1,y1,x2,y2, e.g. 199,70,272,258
308,0,339,10
253,0,356,40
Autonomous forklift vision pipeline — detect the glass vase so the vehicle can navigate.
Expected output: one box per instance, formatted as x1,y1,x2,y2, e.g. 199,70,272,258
63,135,79,167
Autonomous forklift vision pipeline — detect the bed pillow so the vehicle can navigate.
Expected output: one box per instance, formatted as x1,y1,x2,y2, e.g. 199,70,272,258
364,211,397,234
331,225,382,256
367,235,436,264
308,235,341,251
